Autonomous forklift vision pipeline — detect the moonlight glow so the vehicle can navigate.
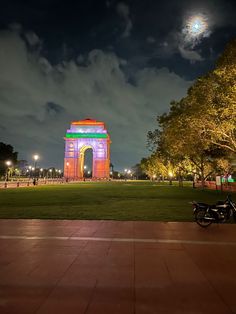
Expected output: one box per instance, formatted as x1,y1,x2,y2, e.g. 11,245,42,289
182,13,210,47
188,15,207,36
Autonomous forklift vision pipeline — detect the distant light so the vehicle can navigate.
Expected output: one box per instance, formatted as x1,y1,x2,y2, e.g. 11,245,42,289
84,165,87,169
66,162,69,166
40,168,43,172
6,160,12,167
33,154,39,161
49,169,52,172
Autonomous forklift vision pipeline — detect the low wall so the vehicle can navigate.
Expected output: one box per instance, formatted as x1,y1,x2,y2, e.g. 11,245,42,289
0,179,64,189
195,181,236,192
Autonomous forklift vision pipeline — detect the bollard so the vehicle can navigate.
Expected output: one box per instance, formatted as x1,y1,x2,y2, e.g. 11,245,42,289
4,182,7,188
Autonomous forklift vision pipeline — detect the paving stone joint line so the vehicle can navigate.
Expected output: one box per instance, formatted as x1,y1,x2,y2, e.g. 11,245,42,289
0,235,236,246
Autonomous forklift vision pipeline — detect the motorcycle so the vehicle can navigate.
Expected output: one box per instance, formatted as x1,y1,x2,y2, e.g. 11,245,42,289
192,195,236,227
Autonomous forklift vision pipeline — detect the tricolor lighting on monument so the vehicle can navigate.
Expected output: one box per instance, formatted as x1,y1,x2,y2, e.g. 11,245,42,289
64,118,111,179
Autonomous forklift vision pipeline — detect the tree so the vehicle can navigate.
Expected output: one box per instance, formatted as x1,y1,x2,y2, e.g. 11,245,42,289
184,39,236,153
140,153,177,184
0,142,18,177
147,39,236,188
131,163,146,179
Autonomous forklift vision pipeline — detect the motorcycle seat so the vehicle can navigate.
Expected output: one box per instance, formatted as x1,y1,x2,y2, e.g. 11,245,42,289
197,202,209,208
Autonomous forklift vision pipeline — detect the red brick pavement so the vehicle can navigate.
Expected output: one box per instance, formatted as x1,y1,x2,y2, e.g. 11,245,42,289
0,219,236,314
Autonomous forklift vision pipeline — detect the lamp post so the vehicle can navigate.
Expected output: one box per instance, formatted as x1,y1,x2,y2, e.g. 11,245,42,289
49,169,52,178
5,160,12,181
40,168,43,178
33,154,39,178
28,166,32,178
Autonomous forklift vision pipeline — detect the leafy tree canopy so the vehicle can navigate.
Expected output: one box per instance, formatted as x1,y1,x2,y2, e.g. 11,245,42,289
0,142,18,176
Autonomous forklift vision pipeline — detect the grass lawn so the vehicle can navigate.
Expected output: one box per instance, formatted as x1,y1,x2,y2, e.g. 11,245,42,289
0,181,232,221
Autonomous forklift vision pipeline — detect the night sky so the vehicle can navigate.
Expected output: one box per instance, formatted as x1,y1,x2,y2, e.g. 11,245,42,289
0,0,235,171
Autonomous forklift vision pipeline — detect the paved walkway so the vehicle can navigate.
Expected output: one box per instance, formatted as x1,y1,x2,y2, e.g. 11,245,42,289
0,220,236,314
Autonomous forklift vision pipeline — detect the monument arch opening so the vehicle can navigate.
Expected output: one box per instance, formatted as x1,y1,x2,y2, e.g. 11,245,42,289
81,146,93,178
64,118,111,179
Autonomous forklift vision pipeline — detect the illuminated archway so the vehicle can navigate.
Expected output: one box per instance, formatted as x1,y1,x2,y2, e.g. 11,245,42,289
64,118,111,179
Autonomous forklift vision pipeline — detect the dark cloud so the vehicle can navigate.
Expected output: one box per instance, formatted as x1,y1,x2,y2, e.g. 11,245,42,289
0,30,191,169
44,102,65,117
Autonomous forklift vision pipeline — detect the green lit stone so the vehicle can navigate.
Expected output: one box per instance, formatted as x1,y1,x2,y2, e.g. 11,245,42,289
66,133,108,138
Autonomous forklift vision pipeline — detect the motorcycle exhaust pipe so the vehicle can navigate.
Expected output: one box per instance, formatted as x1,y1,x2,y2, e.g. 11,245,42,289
203,217,215,220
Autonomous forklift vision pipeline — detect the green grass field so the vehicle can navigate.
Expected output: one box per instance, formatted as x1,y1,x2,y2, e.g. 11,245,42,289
0,181,232,221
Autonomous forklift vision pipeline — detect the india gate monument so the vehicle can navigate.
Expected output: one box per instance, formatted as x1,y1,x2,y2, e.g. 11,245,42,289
64,118,111,179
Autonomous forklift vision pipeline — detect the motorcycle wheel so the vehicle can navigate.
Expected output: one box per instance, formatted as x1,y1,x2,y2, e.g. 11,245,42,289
195,209,213,228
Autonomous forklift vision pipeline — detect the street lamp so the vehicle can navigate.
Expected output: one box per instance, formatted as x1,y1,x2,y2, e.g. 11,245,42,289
33,154,39,178
49,168,52,178
5,160,12,181
40,168,43,178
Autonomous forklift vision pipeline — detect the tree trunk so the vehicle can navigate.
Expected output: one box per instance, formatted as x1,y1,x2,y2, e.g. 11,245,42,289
200,158,205,189
178,171,183,187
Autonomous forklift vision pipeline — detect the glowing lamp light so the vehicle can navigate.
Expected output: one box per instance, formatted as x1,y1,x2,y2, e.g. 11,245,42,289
33,154,39,161
40,168,43,172
6,160,12,167
169,172,173,177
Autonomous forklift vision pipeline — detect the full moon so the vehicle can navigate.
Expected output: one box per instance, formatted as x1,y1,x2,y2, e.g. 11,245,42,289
186,14,208,37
